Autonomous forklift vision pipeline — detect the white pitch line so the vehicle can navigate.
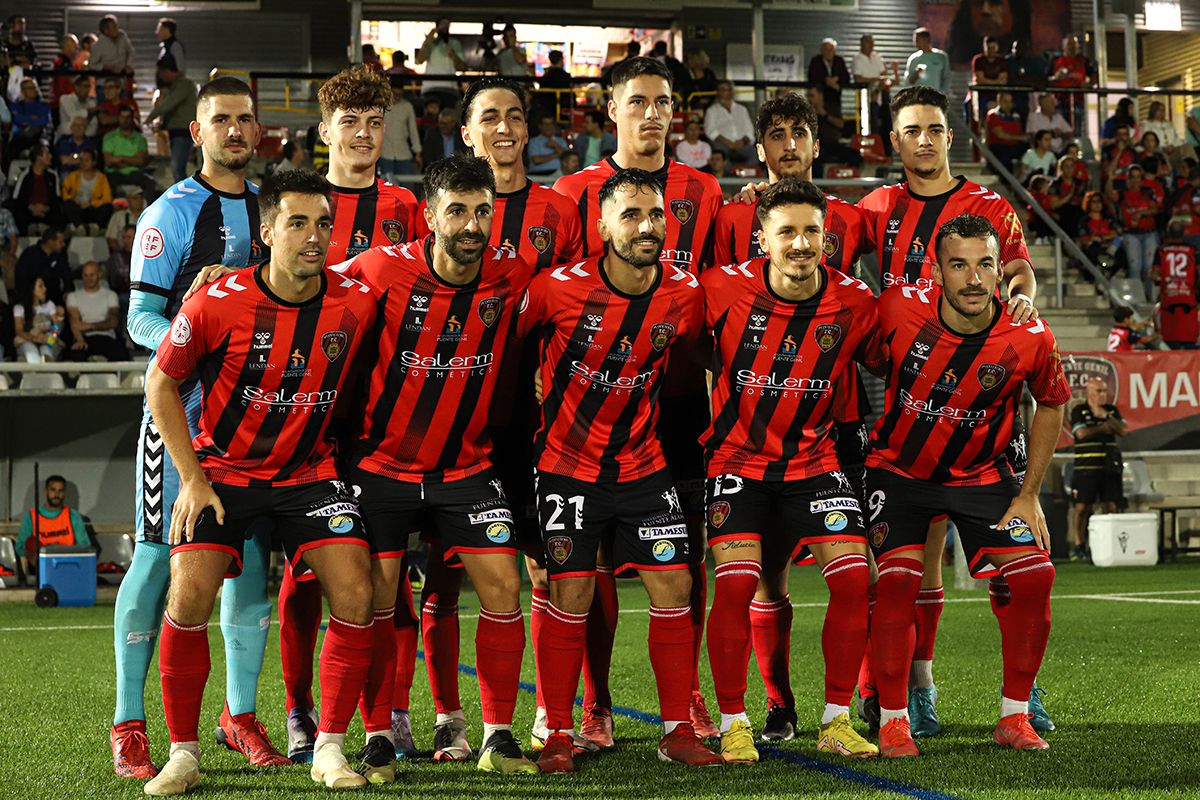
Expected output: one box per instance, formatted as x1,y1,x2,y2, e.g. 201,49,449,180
1066,594,1200,605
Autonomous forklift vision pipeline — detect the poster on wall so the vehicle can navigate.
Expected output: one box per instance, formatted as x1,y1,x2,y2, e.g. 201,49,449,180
725,44,805,84
917,0,1073,67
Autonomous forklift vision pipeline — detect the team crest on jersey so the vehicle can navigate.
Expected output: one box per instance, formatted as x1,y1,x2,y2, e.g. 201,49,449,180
528,225,552,253
547,535,573,565
381,219,405,244
322,331,348,362
823,231,839,258
870,522,888,548
976,362,1006,390
477,297,502,327
814,323,842,352
708,501,730,528
669,199,694,224
650,322,675,351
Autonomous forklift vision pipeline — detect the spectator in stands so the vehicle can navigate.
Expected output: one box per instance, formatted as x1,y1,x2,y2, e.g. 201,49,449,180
145,56,197,183
1025,92,1072,153
537,49,573,122
380,82,420,180
705,148,728,179
1117,164,1164,292
62,149,113,235
1019,130,1057,184
1025,174,1056,242
559,150,581,176
496,24,531,77
602,41,641,88
904,28,950,94
1006,39,1045,118
67,260,126,362
74,33,96,69
415,17,467,110
527,114,569,176
1153,219,1199,350
573,110,616,168
15,228,69,304
807,86,859,175
1187,103,1200,155
1078,190,1119,270
1136,131,1172,186
155,17,186,77
51,35,80,108
271,139,305,175
17,475,90,576
361,43,384,73
55,75,99,142
0,205,17,294
1142,100,1193,168
421,108,466,169
3,15,36,65
1069,378,1126,561
808,38,850,114
6,50,32,103
105,185,145,252
12,276,65,364
102,106,151,195
106,223,134,332
1108,306,1159,351
1052,153,1086,232
12,144,64,235
853,34,894,148
96,78,139,136
1101,97,1138,146
90,15,135,78
1048,34,1093,133
986,91,1027,171
1170,165,1200,253
705,81,757,164
674,119,711,170
652,40,689,101
683,47,719,109
969,35,1008,121
1103,124,1136,179
386,50,416,79
9,78,52,158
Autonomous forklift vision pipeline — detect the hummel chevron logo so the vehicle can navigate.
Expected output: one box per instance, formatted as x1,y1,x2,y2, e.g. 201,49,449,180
144,454,162,471
339,276,370,293
668,266,699,287
145,510,161,525
968,186,1001,201
207,273,247,298
144,473,161,490
551,263,590,281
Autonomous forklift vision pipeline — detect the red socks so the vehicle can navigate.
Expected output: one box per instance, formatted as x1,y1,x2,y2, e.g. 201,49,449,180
358,607,395,735
537,603,588,731
997,554,1055,702
649,605,695,723
421,592,461,715
582,567,618,710
870,558,923,711
820,554,870,706
476,608,525,725
913,585,945,662
278,569,323,712
750,596,794,709
688,562,708,693
857,581,878,699
318,615,374,735
392,567,418,711
529,585,550,708
707,560,761,715
989,575,1012,620
159,614,210,743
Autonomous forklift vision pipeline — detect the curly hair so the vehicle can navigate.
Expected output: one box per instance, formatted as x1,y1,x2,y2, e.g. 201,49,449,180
317,65,393,121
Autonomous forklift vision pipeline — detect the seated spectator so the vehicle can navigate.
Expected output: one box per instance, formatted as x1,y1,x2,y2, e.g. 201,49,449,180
56,116,98,174
14,228,70,303
704,81,757,163
527,115,569,176
704,148,728,179
145,56,197,183
9,78,52,158
62,149,113,235
416,97,441,134
1137,131,1172,186
55,75,98,142
1101,97,1138,147
96,78,139,137
1025,93,1072,154
420,108,467,169
1064,140,1089,185
1142,100,1194,167
18,475,90,576
1078,190,1120,270
102,107,151,194
985,91,1027,172
6,51,32,103
1026,175,1057,241
105,185,145,252
12,144,64,235
13,276,65,363
572,110,617,168
67,260,127,362
1050,154,1085,233
1102,125,1136,180
1108,306,1159,351
1019,130,1058,184
559,150,581,177
1170,166,1200,253
683,47,719,110
1116,164,1164,292
1152,219,1199,350
674,119,712,169
51,35,80,107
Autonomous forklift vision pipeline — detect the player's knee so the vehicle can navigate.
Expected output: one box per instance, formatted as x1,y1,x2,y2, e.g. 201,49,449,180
650,568,693,608
328,581,373,626
165,584,215,627
525,557,549,588
549,576,594,614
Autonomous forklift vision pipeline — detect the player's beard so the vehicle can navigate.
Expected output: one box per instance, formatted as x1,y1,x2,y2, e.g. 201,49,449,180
208,140,253,171
774,154,810,179
945,288,993,318
438,229,486,266
612,233,663,268
774,250,820,283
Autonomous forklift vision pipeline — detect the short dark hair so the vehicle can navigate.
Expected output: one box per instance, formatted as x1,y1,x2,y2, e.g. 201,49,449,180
756,92,818,142
282,139,299,160
983,35,996,47
99,13,118,29
1113,306,1133,322
586,110,607,126
197,76,254,111
890,85,949,122
548,49,563,65
80,148,98,161
652,40,668,56
610,56,673,93
40,227,65,244
423,154,496,207
1167,219,1187,240
45,475,66,489
598,168,663,212
934,213,999,264
318,66,392,121
73,74,90,87
258,169,332,228
461,76,525,126
914,26,931,39
157,17,177,35
1035,128,1052,143
755,177,827,224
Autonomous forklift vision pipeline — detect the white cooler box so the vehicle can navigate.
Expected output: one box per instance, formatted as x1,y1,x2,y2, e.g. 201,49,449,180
1088,513,1158,567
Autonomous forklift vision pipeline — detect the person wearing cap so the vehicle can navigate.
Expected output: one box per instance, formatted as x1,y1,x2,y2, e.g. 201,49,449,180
146,56,197,182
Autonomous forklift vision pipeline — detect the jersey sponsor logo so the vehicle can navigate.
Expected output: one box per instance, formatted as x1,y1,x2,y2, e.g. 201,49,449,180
242,386,338,410
485,522,512,543
883,272,936,290
661,487,682,515
650,322,675,351
669,199,694,224
169,313,192,346
809,497,861,514
639,524,688,540
735,369,831,396
490,478,507,501
823,231,839,257
399,350,494,374
547,535,573,564
528,225,552,253
976,362,1006,390
477,297,502,327
140,226,165,259
306,501,360,519
442,315,464,338
776,334,801,362
824,511,849,531
285,349,311,378
899,388,987,424
660,248,695,271
1002,517,1035,543
322,331,347,362
936,368,960,392
748,313,768,332
870,521,889,547
252,331,272,350
707,501,730,528
569,360,654,392
382,219,406,244
351,229,370,252
328,514,356,534
469,508,514,525
651,539,677,561
584,314,604,332
815,323,842,352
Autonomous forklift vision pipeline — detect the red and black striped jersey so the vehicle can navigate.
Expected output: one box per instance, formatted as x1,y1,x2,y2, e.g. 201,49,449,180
1155,242,1199,343
553,157,723,273
517,256,704,483
712,194,872,275
334,237,534,483
858,178,1030,292
866,286,1070,486
327,178,420,264
700,260,884,482
155,265,376,487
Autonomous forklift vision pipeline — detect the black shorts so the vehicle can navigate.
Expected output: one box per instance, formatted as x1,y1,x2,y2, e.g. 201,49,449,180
705,471,867,567
658,395,708,515
490,424,544,563
352,467,519,563
1071,469,1123,505
865,467,1038,578
180,479,367,579
537,469,691,579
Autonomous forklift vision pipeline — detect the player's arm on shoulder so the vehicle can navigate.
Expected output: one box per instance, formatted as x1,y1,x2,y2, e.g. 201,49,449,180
1003,257,1038,324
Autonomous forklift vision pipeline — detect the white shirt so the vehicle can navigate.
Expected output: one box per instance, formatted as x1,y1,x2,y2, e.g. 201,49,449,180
674,139,712,169
382,98,421,161
1026,110,1073,151
68,286,118,338
57,94,98,139
704,101,755,147
853,51,888,102
90,31,135,73
1141,119,1183,149
422,38,465,95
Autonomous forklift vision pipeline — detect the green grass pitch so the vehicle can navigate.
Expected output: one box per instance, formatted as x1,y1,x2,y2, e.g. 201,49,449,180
2,561,1198,799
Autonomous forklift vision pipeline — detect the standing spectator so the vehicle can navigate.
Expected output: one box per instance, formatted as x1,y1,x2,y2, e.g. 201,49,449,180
17,476,89,576
1153,220,1200,350
50,35,81,108
683,47,718,110
1051,153,1086,232
105,223,134,333
985,91,1027,171
101,106,150,194
572,110,616,168
3,15,36,65
62,149,113,234
1136,131,1172,186
386,50,416,79
9,78,52,157
1170,166,1200,254
1108,306,1159,351
904,28,950,95
90,15,135,78
496,24,531,77
415,17,467,110
601,41,641,88
96,78,139,136
807,86,860,173
854,35,893,148
652,40,689,100
538,49,573,122
12,144,64,235
56,75,99,141
1019,130,1057,183
1006,39,1045,118
155,17,186,76
527,114,569,176
673,119,711,169
1048,35,1093,133
14,228,69,303
74,33,97,69
360,43,384,73
420,107,466,167
1187,103,1200,153
1078,191,1120,269
271,138,306,174
1101,97,1138,146
704,81,757,163
1142,100,1194,167
1117,164,1164,293
1025,92,1072,153
145,56,197,183
12,276,65,363
1025,175,1057,241
105,185,145,251
969,36,1008,121
1069,378,1127,561
380,82,421,180
807,38,851,115
67,260,127,362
